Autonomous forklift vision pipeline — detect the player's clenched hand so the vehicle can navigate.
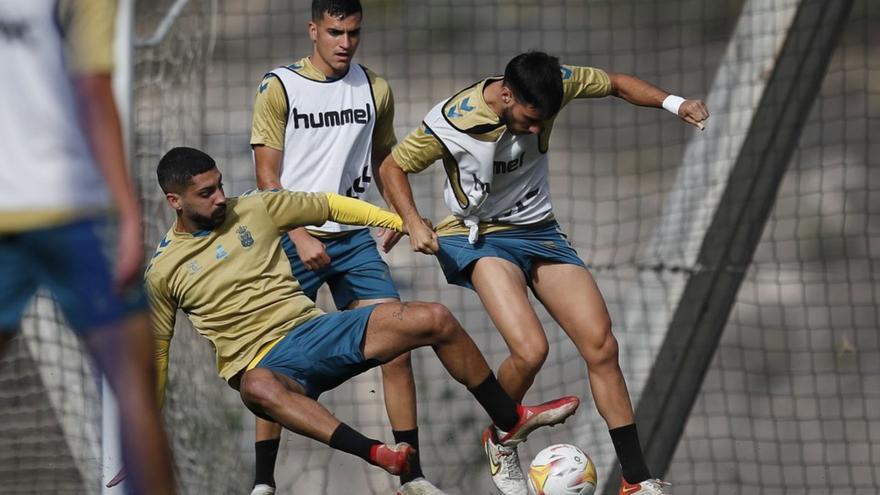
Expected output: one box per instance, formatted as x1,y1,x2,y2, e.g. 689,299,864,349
114,214,145,292
289,229,330,271
106,468,126,488
679,99,710,130
408,218,438,254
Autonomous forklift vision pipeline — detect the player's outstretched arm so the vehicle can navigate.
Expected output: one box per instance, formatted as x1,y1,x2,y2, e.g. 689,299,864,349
607,72,709,129
254,144,331,271
74,75,144,290
377,154,438,254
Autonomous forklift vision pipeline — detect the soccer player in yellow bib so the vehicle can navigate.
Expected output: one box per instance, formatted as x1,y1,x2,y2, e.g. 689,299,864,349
379,52,709,495
0,1,175,494
249,1,434,493
147,146,582,490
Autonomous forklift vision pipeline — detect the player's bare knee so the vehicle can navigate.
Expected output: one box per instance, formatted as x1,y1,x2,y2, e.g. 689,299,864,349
511,338,549,374
425,303,459,340
240,369,283,410
583,326,619,368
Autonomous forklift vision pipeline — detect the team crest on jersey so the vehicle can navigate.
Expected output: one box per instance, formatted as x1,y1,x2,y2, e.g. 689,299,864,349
237,225,255,248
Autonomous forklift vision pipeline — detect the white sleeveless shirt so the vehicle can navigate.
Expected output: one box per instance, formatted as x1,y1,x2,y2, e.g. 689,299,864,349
423,99,553,242
269,64,376,233
0,0,108,214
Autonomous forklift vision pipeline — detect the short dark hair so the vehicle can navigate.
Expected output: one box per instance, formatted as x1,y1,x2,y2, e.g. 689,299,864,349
312,0,362,21
157,147,217,193
503,51,564,119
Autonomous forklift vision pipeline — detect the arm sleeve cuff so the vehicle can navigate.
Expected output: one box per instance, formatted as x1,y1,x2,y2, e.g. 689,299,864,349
325,193,404,232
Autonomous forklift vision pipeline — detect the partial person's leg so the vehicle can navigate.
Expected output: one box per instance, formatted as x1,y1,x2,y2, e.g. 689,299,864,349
530,261,652,485
252,418,281,493
363,301,578,444
239,368,413,475
248,234,324,492
467,258,551,495
470,257,549,401
348,297,425,485
83,313,176,495
33,221,174,494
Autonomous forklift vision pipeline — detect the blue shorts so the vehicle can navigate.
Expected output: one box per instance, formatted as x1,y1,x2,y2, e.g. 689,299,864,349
255,305,378,399
0,217,147,333
435,222,586,290
281,228,399,309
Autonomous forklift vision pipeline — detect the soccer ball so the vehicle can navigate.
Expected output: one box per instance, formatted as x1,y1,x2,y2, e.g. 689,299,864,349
527,444,597,495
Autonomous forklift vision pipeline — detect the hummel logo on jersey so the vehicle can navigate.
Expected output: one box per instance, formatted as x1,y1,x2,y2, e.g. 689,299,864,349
494,151,526,174
291,103,372,129
446,97,475,119
561,66,573,80
0,18,32,43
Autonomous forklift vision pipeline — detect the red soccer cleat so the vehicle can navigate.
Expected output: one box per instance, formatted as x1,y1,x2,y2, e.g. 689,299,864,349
371,442,415,475
497,396,580,446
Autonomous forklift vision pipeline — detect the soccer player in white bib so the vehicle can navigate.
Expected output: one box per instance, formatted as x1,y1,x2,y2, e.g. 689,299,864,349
147,147,580,493
379,52,709,495
0,1,175,494
249,2,435,493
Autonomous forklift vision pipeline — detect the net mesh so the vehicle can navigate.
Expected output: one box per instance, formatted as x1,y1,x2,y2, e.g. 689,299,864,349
669,1,880,492
1,1,877,494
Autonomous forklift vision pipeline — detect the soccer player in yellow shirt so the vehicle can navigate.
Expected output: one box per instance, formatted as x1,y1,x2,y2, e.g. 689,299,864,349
379,52,709,495
147,146,582,488
249,1,433,493
0,1,175,494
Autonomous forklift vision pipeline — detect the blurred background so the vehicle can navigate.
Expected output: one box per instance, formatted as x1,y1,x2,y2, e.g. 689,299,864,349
1,1,877,494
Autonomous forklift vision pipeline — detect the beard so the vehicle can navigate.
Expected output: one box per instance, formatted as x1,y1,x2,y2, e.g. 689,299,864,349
189,205,227,231
500,107,528,135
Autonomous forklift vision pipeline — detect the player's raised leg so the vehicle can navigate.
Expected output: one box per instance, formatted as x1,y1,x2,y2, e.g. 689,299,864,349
530,261,668,493
238,301,579,476
349,298,438,494
364,302,579,447
469,258,551,495
239,368,416,476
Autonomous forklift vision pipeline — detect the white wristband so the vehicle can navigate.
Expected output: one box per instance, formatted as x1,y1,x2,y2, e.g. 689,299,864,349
662,95,685,116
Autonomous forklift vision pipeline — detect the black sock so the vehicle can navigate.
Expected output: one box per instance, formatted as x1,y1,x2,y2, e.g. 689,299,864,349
467,373,519,432
610,424,651,484
253,438,280,487
393,428,424,484
329,423,382,464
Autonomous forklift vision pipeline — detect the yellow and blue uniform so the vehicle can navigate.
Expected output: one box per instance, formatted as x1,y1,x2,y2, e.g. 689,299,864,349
0,0,146,332
145,189,403,403
251,57,399,308
391,65,611,288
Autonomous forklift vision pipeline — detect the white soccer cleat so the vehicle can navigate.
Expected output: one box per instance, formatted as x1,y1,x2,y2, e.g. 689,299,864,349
482,426,528,495
396,477,448,495
618,478,672,494
249,484,275,495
